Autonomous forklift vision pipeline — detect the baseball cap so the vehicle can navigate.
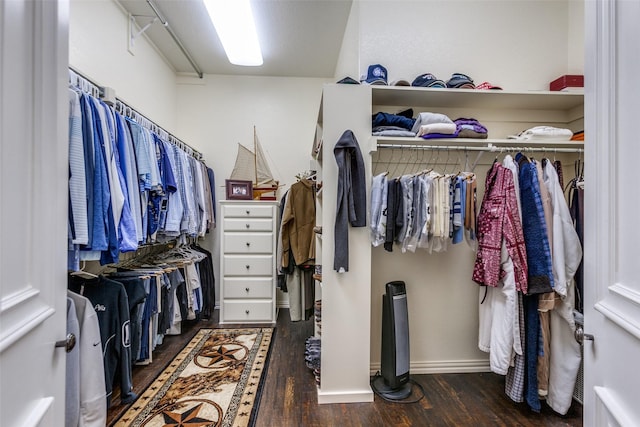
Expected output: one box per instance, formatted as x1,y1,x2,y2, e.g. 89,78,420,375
391,79,411,86
446,73,475,89
475,81,503,90
363,64,388,85
336,76,360,85
411,73,446,88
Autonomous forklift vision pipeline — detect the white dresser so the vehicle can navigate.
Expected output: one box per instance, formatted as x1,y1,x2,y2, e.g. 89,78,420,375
219,200,279,324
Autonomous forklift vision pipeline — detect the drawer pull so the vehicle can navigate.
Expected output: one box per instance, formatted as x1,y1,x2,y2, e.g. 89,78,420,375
246,242,251,247
245,310,250,315
245,287,250,292
246,210,250,215
245,223,250,229
245,265,250,269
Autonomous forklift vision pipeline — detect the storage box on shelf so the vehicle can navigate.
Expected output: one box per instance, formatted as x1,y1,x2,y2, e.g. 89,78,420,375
549,74,584,92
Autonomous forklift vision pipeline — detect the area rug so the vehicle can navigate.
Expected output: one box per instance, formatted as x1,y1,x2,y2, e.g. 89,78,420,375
114,327,274,427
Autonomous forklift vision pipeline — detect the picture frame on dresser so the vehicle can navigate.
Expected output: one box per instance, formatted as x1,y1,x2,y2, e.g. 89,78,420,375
225,179,253,200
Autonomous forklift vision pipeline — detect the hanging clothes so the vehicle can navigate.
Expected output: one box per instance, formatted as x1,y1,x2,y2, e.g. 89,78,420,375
115,112,144,244
286,267,314,322
66,291,107,427
568,161,585,313
542,159,583,415
406,174,428,252
67,86,216,266
372,167,477,252
478,241,523,376
281,178,316,268
68,275,137,407
280,178,316,322
472,162,528,292
515,153,553,295
68,88,89,246
333,130,366,272
370,172,388,247
384,177,403,253
534,158,554,399
65,297,80,427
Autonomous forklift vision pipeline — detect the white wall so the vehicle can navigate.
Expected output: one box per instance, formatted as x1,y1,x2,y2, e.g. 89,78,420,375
69,0,177,132
333,1,361,80
173,74,331,307
356,0,576,91
567,0,585,74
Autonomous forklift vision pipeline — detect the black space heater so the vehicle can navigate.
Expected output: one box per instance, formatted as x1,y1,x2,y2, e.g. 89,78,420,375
372,280,412,400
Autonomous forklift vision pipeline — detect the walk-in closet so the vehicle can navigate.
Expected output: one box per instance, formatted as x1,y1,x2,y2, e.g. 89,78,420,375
2,0,640,426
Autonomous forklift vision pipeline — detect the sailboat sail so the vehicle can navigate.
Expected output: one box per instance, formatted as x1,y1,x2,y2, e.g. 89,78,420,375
254,135,277,186
230,143,256,182
229,128,278,188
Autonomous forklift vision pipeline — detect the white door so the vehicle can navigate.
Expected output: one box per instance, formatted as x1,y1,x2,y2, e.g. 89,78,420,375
583,0,640,425
0,1,69,426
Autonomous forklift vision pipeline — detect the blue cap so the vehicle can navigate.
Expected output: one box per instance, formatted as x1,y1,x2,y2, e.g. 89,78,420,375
446,73,475,89
411,73,446,88
364,64,388,85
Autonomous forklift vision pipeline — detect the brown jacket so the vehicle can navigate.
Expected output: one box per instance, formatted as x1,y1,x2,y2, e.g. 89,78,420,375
281,179,316,267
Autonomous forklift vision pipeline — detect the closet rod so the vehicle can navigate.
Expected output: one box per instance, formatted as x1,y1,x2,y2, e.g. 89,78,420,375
146,0,203,79
68,68,103,99
68,67,203,161
376,143,584,154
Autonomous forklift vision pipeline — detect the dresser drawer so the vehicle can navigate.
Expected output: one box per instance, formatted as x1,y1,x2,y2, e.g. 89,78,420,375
223,218,273,232
222,301,273,322
224,277,273,298
224,232,273,253
223,255,273,276
223,204,274,218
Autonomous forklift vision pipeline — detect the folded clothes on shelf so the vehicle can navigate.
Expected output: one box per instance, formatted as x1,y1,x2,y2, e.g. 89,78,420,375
372,126,416,137
454,118,488,139
372,111,416,131
508,126,574,141
411,112,455,134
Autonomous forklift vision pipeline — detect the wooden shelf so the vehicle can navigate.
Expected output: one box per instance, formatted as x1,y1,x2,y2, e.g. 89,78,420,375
371,86,584,111
373,136,585,150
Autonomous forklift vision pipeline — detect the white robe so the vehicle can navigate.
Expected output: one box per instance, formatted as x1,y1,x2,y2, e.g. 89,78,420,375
478,242,522,375
542,161,583,415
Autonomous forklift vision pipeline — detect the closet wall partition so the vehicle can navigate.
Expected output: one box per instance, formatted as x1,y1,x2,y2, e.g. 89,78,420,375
315,83,584,404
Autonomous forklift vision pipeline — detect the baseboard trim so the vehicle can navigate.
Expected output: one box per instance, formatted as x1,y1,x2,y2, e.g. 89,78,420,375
317,388,374,404
370,359,490,375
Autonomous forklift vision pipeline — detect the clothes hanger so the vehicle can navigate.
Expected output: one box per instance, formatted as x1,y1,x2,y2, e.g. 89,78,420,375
69,260,99,279
389,147,403,178
411,150,425,177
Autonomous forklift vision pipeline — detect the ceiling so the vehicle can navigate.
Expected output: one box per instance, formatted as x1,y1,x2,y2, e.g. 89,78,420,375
119,0,353,78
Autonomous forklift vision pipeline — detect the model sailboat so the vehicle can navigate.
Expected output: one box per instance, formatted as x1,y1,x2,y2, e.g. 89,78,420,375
230,126,279,200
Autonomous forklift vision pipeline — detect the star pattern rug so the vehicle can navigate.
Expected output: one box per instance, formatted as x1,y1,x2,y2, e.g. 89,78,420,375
114,328,274,427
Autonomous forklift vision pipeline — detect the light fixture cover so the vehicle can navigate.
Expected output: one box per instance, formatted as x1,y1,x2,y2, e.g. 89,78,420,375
203,0,263,66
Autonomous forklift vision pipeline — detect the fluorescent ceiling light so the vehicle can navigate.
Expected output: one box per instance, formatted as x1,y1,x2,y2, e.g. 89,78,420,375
203,0,263,66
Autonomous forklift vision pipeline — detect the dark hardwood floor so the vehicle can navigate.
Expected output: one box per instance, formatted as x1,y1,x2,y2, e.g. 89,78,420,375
108,309,583,426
